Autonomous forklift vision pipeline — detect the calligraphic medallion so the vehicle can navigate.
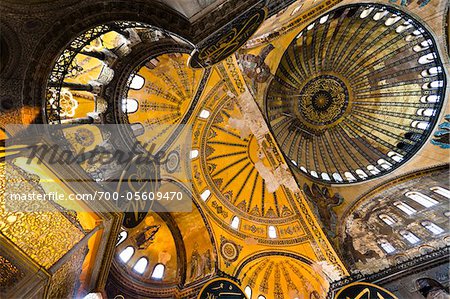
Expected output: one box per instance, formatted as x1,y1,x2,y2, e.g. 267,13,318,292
189,3,267,68
335,282,398,299
198,278,246,299
116,155,161,228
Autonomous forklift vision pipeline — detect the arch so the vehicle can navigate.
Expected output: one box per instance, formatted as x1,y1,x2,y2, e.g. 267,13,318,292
151,263,165,279
430,186,450,199
405,191,438,208
133,257,148,274
118,246,134,263
399,230,420,244
230,216,240,230
394,201,416,215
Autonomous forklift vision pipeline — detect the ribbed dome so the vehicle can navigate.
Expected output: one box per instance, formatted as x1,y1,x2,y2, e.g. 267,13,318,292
266,4,446,184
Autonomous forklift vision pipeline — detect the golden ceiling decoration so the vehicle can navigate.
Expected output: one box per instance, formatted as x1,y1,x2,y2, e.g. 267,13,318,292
266,4,447,184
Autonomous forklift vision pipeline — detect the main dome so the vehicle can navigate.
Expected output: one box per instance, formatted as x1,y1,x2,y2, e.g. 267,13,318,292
266,4,446,184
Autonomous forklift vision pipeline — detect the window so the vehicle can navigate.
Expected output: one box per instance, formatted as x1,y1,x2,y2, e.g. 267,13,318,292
268,226,277,239
244,286,252,299
379,239,396,253
200,189,211,201
319,15,329,24
360,7,374,18
379,214,396,226
418,52,436,65
411,121,429,130
420,95,440,103
321,173,331,181
131,123,145,137
444,211,450,217
190,149,199,159
133,257,148,274
344,172,356,182
367,165,380,175
230,216,240,230
387,151,403,162
199,109,210,119
130,74,145,90
400,230,420,244
291,160,298,166
122,98,139,114
300,166,307,173
151,264,165,279
405,191,438,208
118,246,134,263
332,172,343,182
257,296,266,299
355,169,368,179
394,201,416,215
116,231,128,246
377,159,392,170
421,221,444,235
373,10,387,20
384,14,401,26
310,170,318,178
430,187,450,199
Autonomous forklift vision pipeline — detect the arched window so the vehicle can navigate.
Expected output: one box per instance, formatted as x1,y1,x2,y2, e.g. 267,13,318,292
310,170,318,178
332,172,343,182
244,286,252,299
321,173,331,181
257,296,266,299
379,214,396,226
118,246,134,263
378,239,396,253
319,14,329,23
387,151,403,162
394,201,416,215
377,159,392,170
122,98,139,114
344,172,356,182
405,191,438,208
300,166,307,173
291,160,298,166
430,186,450,199
268,226,277,239
230,216,240,230
421,221,444,235
411,120,429,130
418,52,436,65
399,230,420,244
355,169,368,179
200,189,211,201
420,95,440,103
116,231,128,246
133,257,148,274
190,149,199,159
130,74,145,90
367,165,380,175
373,10,387,21
151,263,165,279
131,123,145,137
199,109,210,119
384,14,401,26
360,7,374,18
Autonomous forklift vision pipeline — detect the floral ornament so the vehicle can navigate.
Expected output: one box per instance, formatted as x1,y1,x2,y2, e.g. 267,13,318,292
431,114,450,149
51,89,78,118
302,183,343,238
